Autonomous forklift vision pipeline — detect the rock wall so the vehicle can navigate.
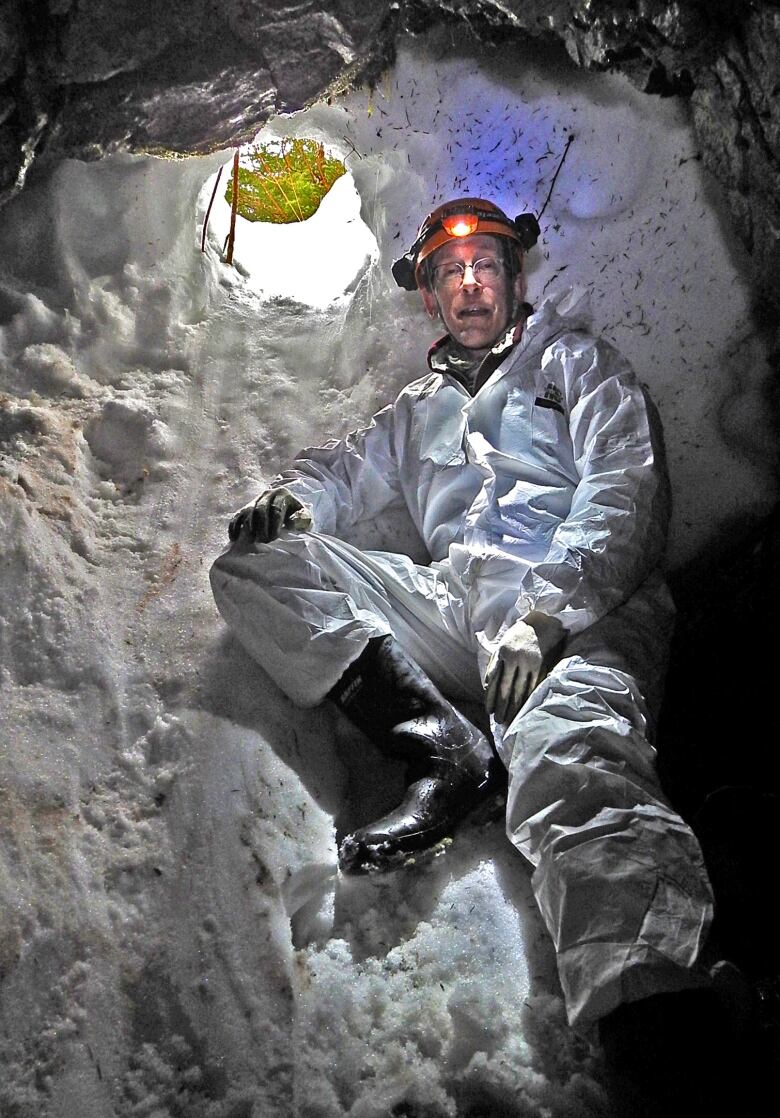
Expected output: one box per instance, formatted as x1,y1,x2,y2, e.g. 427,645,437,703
0,2,778,318
0,2,391,183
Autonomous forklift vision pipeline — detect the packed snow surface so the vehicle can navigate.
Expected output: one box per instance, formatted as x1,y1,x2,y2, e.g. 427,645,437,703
0,31,774,1118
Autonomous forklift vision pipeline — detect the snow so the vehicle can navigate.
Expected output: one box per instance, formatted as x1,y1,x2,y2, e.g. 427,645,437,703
0,30,774,1118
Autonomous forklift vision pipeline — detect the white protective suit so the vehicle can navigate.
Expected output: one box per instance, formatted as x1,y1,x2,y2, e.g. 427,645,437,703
211,289,713,1027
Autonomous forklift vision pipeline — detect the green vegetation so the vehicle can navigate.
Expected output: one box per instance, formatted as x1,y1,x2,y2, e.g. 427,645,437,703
226,138,347,224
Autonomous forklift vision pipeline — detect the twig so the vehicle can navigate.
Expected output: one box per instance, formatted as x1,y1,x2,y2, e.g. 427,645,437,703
200,165,224,252
537,134,575,221
225,150,240,265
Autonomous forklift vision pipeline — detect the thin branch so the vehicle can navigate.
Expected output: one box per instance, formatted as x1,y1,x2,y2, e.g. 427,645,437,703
537,134,575,221
225,150,240,265
200,165,224,252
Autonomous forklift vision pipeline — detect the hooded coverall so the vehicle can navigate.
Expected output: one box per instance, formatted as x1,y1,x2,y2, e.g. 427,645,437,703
210,290,713,1027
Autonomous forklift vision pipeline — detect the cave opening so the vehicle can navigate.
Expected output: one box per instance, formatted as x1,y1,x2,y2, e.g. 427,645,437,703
199,136,378,308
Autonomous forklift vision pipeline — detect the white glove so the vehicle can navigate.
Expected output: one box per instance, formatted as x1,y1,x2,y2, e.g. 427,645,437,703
484,611,565,725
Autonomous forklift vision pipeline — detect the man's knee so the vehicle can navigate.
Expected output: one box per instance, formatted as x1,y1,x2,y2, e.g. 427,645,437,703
503,654,656,767
501,656,667,860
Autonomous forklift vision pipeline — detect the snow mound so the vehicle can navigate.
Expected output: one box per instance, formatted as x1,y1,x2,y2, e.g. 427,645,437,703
17,343,92,398
85,397,172,486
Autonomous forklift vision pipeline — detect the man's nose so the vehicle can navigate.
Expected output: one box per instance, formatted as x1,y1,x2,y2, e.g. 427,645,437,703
460,262,480,289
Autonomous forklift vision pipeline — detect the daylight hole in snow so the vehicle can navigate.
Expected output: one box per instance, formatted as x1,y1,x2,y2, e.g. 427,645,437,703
199,142,378,309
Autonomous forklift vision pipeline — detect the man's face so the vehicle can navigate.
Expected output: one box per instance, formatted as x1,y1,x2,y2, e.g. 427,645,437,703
420,234,526,353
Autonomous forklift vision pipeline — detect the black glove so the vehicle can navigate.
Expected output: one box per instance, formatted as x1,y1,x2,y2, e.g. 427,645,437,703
228,487,305,543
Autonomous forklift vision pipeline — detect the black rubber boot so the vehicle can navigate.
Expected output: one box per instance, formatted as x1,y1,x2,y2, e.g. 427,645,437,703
599,987,748,1117
328,635,500,873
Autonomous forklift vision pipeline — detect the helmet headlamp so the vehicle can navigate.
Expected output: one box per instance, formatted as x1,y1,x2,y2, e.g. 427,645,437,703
392,197,539,291
441,213,479,238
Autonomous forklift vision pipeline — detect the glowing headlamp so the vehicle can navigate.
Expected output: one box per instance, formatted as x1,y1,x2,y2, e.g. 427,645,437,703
391,198,540,291
442,213,479,238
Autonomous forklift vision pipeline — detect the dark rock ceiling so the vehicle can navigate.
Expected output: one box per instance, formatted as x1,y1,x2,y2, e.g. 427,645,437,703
0,1,778,322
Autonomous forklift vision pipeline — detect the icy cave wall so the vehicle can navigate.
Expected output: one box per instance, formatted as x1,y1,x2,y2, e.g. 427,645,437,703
1,0,779,332
0,6,778,1118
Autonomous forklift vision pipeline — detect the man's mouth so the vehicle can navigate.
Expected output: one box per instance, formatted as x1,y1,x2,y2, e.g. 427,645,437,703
457,306,491,319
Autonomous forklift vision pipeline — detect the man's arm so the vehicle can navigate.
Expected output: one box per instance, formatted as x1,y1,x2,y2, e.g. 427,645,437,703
484,336,670,721
514,336,670,631
227,401,404,542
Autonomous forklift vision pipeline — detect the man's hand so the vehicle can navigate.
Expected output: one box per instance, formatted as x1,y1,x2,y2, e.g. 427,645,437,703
484,611,566,725
228,487,310,543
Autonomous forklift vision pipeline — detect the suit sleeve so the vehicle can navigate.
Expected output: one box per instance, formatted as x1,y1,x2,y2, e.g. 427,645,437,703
273,401,404,537
513,337,671,634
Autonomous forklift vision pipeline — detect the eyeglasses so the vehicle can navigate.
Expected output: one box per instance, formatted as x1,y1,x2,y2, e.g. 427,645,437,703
432,256,504,292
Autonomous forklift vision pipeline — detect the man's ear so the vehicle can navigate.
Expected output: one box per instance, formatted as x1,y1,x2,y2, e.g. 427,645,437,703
419,284,439,319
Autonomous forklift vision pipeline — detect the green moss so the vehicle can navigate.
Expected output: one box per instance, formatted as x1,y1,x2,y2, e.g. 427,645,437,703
226,138,346,224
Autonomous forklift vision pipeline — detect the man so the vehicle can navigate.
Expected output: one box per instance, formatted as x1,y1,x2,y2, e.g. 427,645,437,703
211,199,735,1108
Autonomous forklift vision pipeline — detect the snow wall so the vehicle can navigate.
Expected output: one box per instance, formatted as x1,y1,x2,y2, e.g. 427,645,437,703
0,32,775,1118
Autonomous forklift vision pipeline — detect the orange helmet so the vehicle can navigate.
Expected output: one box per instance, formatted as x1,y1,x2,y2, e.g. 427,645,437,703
392,198,539,291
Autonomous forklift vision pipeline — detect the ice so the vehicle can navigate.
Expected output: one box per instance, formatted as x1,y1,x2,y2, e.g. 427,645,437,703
0,30,774,1118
